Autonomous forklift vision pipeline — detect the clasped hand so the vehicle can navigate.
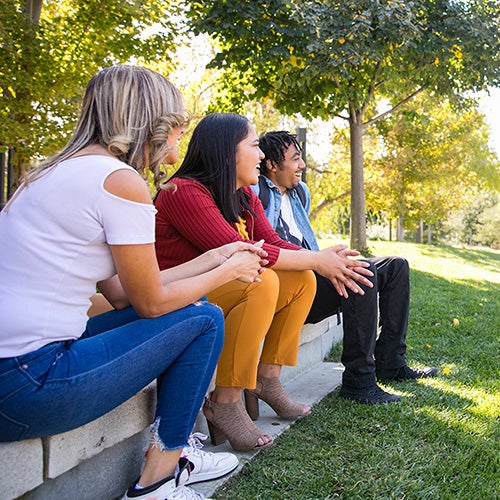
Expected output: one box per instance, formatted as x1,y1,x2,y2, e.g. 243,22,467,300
317,245,374,299
212,240,268,283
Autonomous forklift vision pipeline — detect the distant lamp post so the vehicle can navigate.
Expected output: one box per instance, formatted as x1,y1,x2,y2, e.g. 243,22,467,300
296,127,307,183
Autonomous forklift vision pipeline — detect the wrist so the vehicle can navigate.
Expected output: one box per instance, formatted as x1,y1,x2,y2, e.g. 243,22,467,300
205,248,221,268
222,259,240,281
304,249,319,273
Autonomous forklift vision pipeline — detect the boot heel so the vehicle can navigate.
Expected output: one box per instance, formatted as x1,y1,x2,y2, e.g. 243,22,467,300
244,389,260,420
202,393,272,451
206,419,228,446
250,375,311,419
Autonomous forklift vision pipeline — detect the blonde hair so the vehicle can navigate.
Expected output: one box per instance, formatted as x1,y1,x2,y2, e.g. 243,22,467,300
7,65,188,208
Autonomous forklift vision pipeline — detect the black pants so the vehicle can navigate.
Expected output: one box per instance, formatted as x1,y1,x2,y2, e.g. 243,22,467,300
306,256,409,389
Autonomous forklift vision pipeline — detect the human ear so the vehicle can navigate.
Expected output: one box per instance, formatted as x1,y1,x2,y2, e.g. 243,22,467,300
267,159,278,172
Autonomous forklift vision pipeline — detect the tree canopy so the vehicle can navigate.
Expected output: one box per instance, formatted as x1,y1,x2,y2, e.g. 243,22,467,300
187,0,500,251
302,93,499,243
366,93,499,229
0,0,181,185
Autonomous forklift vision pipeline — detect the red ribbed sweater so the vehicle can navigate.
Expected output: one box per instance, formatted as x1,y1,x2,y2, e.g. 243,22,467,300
154,178,300,270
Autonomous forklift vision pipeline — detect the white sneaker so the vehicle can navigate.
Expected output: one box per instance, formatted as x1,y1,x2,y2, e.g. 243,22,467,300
123,457,209,500
182,432,239,484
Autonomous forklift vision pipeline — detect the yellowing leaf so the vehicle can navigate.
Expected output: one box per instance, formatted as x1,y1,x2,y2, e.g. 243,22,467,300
450,45,463,60
290,55,305,68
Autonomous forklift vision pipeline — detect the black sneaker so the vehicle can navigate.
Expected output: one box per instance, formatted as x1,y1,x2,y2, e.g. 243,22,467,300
338,384,401,404
376,365,438,382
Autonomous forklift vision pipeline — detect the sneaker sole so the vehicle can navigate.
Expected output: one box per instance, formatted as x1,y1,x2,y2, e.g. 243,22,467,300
185,460,239,485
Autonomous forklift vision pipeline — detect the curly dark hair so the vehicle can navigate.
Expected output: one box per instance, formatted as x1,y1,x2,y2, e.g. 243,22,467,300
258,131,302,174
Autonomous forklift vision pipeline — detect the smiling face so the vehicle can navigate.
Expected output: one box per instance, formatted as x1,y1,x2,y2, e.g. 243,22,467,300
163,126,185,164
235,124,265,189
266,142,305,193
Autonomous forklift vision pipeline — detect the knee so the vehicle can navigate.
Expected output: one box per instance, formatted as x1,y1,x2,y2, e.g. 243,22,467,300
394,257,409,277
302,270,317,296
383,256,409,285
287,270,317,300
252,268,280,303
196,301,225,338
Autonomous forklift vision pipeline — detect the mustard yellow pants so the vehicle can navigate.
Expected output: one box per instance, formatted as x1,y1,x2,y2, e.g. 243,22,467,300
207,269,316,389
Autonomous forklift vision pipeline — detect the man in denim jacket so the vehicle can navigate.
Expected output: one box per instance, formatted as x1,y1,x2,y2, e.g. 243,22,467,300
253,131,437,404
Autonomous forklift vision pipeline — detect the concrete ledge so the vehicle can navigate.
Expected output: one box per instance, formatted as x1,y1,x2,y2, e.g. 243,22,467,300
1,385,156,500
0,439,44,499
26,431,150,500
44,383,156,479
282,315,342,384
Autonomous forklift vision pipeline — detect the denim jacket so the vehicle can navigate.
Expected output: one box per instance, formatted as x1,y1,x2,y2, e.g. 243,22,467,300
251,176,320,252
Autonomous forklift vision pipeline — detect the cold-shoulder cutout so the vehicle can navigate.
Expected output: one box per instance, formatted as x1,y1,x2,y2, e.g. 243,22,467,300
103,169,152,204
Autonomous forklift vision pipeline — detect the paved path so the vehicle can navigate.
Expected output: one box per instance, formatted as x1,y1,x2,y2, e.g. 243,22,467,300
191,361,344,498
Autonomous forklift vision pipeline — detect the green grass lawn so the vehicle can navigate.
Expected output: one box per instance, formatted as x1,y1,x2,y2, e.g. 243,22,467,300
215,241,500,500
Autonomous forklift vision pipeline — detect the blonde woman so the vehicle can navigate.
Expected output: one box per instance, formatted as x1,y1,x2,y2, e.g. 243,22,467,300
0,66,266,500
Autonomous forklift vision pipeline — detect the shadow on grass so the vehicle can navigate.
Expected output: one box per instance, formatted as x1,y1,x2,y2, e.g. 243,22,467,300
215,261,499,499
216,379,499,499
216,380,499,499
408,269,499,391
328,268,499,392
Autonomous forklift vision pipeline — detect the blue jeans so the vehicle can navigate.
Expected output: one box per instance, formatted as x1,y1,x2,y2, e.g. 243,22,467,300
0,302,224,448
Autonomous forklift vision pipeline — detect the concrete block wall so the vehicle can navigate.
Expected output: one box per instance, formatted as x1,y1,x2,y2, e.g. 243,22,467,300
1,385,156,500
1,316,342,500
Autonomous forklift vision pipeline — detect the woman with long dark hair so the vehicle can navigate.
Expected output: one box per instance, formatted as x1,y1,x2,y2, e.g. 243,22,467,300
155,113,373,452
0,68,265,500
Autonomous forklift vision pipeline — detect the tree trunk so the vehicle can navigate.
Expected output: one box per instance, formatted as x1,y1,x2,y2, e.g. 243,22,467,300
416,218,424,243
25,0,43,23
5,1,44,192
427,224,432,244
397,216,404,241
349,111,367,252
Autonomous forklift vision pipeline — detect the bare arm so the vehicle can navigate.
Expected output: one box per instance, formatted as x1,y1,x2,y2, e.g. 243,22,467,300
97,170,264,316
98,241,268,311
160,240,268,283
106,243,262,317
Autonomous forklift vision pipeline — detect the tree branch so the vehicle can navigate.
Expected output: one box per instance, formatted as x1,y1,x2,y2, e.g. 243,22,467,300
361,60,383,113
310,190,351,220
364,86,425,127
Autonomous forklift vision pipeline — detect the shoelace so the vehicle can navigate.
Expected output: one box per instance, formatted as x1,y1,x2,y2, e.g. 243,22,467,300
170,485,205,500
185,432,209,456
